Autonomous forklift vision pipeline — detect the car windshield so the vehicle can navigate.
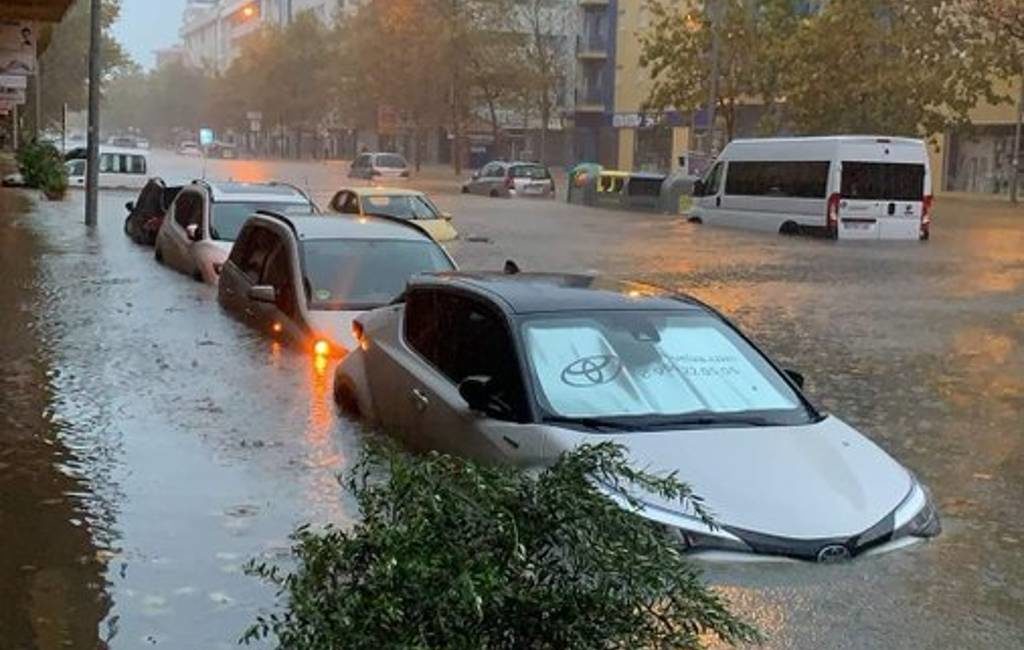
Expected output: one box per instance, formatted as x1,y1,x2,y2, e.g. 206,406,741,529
520,310,814,428
301,238,453,310
375,154,407,169
210,201,314,241
511,165,550,179
361,194,439,220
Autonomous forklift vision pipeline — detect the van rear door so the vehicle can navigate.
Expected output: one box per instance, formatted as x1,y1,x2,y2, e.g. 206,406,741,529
839,161,925,240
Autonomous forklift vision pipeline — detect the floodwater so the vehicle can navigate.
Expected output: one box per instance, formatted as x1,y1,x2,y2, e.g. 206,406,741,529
1,152,1022,648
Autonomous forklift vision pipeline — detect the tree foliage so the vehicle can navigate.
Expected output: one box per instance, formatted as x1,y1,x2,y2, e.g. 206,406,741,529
243,442,760,650
38,0,129,126
639,0,1013,140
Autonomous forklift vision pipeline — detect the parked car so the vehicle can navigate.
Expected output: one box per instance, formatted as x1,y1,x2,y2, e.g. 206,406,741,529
209,141,237,159
218,213,456,356
155,181,316,285
333,271,940,562
177,141,202,157
124,177,183,246
462,161,556,198
348,152,411,181
328,187,458,242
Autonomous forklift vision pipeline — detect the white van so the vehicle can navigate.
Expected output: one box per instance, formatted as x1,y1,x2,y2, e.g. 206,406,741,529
692,136,932,240
66,147,150,190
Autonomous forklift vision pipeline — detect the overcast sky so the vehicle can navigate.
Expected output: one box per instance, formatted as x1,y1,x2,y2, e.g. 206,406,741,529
111,0,187,69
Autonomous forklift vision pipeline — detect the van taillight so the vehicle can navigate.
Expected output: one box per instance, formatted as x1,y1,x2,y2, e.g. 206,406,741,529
920,195,933,240
826,193,841,238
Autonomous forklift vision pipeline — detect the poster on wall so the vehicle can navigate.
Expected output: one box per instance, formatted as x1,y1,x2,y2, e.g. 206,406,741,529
0,21,37,76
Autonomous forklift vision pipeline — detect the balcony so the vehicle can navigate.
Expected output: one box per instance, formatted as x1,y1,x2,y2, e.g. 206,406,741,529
574,88,607,113
576,34,608,60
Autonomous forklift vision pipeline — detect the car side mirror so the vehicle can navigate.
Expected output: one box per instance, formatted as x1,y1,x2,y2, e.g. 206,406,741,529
125,201,135,212
693,180,706,196
185,223,202,241
248,285,276,304
784,369,805,389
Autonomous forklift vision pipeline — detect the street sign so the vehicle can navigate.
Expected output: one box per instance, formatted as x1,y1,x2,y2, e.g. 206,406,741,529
199,128,215,146
0,86,25,104
0,21,36,76
0,74,27,89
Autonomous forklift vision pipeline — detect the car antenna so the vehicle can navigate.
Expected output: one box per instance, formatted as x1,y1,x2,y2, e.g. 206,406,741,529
503,259,521,275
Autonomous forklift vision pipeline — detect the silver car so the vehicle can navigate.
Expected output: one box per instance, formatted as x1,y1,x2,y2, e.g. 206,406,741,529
348,152,411,181
334,272,940,562
218,213,455,356
462,161,556,198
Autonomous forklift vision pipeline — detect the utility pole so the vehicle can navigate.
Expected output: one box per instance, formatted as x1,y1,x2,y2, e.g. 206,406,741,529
85,0,102,227
1011,75,1023,204
705,0,723,155
34,72,41,138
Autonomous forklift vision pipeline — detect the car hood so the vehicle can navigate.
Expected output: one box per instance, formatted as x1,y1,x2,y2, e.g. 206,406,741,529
546,415,911,540
306,309,361,353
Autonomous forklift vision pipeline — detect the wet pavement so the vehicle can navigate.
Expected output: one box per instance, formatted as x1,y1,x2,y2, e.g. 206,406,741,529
1,151,1022,648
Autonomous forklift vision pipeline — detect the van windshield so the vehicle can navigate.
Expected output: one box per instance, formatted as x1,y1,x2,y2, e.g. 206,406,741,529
841,162,925,201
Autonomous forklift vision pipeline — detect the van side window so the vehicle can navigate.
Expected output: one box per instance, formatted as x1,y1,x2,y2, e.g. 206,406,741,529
725,161,829,198
841,162,924,201
99,154,115,173
127,155,147,174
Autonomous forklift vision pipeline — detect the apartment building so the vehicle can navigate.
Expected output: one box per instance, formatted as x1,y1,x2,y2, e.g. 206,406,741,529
180,0,350,73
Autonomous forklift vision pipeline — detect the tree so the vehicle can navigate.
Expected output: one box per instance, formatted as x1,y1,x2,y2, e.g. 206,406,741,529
243,443,761,649
968,0,1024,39
36,0,130,128
781,0,1010,137
638,0,800,142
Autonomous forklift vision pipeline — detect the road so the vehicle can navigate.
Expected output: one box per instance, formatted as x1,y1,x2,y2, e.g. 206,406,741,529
1,151,1022,648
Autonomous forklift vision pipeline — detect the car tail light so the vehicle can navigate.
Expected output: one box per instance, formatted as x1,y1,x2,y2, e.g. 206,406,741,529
826,192,841,238
920,195,933,240
313,339,331,357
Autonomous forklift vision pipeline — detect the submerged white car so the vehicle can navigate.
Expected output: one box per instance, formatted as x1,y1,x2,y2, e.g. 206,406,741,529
155,181,316,284
334,272,940,562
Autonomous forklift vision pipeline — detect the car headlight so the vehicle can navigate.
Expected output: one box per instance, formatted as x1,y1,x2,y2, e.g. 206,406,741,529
893,477,941,538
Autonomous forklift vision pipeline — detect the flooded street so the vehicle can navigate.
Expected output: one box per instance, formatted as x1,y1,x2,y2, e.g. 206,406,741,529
2,152,1023,648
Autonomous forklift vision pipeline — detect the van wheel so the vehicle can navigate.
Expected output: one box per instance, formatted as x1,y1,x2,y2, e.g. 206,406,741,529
461,185,470,194
779,221,800,236
154,246,163,263
333,380,361,416
489,189,500,198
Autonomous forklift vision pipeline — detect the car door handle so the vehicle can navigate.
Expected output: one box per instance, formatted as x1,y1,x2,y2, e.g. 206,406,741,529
410,388,429,412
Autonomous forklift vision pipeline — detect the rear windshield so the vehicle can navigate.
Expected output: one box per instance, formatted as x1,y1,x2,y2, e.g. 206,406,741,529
301,239,454,310
510,165,550,179
375,154,408,169
841,162,925,201
211,201,314,241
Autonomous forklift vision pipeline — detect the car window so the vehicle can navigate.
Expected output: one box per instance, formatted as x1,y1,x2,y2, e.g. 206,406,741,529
510,165,550,179
126,155,147,175
408,291,527,421
99,153,115,173
702,162,724,196
173,192,202,229
260,242,298,319
841,162,925,201
361,195,438,220
481,163,500,178
342,193,360,214
210,201,314,241
66,160,85,176
236,227,279,284
301,238,454,310
520,311,811,426
375,154,407,169
354,154,370,168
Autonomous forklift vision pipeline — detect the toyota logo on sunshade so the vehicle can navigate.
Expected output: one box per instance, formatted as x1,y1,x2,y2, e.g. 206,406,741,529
561,355,622,387
816,544,852,563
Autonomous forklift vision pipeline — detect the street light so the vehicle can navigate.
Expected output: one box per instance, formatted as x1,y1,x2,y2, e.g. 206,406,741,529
242,5,256,19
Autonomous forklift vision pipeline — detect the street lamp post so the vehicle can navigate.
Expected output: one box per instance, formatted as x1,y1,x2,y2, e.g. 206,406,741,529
85,0,102,227
1011,75,1023,204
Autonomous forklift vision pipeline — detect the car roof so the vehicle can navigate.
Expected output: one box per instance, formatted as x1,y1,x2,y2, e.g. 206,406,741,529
197,181,310,203
408,272,703,314
348,186,424,197
261,214,435,242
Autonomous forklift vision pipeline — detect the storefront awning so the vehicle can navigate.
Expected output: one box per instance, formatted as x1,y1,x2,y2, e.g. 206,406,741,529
1,0,75,22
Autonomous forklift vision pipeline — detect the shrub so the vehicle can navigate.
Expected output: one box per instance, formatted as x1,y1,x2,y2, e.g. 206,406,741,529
15,140,68,198
243,442,761,650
